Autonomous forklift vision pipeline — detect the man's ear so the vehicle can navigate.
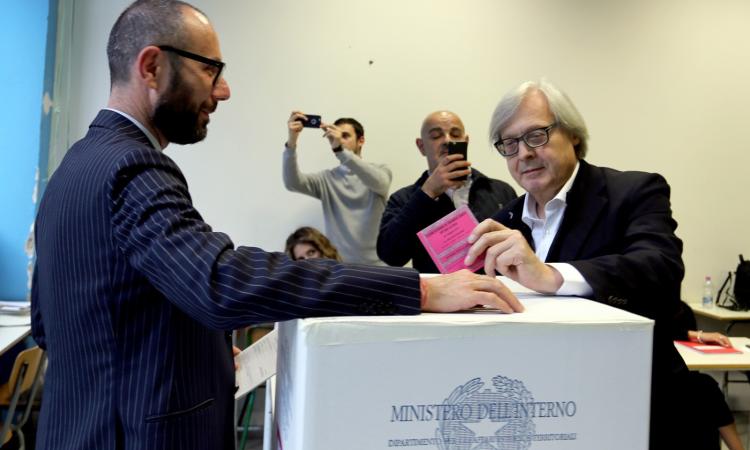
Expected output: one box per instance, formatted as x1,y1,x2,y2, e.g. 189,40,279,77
135,46,164,90
465,134,470,144
416,138,426,156
358,135,365,147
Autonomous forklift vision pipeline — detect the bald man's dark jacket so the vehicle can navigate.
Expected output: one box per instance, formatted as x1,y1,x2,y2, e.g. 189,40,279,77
378,169,516,273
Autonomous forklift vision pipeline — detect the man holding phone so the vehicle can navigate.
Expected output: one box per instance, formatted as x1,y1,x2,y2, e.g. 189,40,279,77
283,111,390,265
378,110,517,273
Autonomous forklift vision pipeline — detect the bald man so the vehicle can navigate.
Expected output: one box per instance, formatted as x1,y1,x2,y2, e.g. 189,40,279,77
377,111,516,273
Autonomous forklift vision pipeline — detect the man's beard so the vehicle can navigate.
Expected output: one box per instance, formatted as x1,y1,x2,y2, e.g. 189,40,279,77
153,71,210,145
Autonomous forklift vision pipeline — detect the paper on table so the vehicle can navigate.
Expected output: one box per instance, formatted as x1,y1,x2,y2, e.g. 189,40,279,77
235,328,278,399
0,301,30,316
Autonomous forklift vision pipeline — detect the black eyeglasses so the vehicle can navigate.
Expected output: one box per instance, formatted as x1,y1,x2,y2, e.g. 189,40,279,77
494,123,558,157
158,45,225,86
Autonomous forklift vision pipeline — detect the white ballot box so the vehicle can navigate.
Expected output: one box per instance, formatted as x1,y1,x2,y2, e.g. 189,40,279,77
274,294,653,450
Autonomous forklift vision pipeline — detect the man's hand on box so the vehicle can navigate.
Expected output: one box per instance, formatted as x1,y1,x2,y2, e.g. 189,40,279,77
422,270,523,313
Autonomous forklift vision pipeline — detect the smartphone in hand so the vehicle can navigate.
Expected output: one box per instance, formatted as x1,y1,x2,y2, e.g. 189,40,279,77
447,141,469,181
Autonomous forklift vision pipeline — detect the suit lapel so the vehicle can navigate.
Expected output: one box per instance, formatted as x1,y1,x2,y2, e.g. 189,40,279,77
495,196,535,251
546,160,608,262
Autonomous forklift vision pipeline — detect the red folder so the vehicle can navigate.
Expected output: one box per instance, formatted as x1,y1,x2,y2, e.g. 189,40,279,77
675,340,742,354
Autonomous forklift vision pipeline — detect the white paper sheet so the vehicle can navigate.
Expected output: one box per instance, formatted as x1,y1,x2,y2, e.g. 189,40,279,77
235,328,278,399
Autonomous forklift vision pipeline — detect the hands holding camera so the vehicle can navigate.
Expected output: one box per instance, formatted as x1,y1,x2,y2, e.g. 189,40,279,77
320,123,345,152
286,110,344,152
286,110,308,150
421,144,471,199
463,219,563,294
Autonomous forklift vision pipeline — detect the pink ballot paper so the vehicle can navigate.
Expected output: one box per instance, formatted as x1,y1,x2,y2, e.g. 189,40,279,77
417,205,485,274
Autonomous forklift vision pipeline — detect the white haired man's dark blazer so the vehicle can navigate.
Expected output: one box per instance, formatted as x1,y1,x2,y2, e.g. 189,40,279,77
493,159,692,448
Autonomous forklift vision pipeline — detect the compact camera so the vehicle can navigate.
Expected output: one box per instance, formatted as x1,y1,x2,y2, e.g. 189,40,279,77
299,114,322,128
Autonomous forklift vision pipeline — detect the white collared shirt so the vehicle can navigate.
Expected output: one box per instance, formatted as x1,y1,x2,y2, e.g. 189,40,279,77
105,108,162,151
520,162,593,297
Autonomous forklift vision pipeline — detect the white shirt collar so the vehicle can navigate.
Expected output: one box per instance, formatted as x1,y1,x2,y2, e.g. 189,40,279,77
522,161,580,222
105,108,162,151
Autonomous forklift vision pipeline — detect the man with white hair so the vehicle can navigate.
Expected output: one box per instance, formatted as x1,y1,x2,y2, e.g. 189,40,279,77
465,79,708,449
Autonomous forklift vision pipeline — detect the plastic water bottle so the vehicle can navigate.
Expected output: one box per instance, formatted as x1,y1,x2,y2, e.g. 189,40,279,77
702,276,714,309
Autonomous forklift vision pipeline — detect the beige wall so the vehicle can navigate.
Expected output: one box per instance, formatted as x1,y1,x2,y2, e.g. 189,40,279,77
61,0,750,301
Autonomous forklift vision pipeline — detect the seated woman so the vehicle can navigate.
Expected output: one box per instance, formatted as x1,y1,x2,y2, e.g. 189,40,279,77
285,226,342,262
674,300,745,450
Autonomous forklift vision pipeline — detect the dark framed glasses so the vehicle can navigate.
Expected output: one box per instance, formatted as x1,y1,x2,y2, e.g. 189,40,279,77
158,45,225,86
494,122,558,157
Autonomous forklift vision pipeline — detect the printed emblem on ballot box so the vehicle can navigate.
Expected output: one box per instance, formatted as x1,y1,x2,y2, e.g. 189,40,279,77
389,375,578,449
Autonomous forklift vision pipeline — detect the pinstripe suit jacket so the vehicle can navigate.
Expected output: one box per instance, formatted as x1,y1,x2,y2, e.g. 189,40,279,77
31,110,421,450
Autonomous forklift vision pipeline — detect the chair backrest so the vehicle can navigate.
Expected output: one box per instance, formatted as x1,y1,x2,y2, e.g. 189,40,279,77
5,347,44,399
0,346,46,447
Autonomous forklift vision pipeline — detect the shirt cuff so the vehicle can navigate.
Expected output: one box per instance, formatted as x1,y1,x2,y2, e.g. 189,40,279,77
548,263,593,297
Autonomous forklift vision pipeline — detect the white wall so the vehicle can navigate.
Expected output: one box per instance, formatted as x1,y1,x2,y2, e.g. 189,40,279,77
62,0,750,301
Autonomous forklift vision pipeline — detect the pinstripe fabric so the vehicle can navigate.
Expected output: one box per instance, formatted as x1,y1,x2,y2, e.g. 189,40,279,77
31,110,421,450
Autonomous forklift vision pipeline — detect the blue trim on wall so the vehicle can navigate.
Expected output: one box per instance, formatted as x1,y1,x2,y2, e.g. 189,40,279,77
38,0,59,196
0,2,53,300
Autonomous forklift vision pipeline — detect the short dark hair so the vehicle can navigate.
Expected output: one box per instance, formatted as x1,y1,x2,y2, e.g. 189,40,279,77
285,227,342,262
334,117,364,140
106,0,205,86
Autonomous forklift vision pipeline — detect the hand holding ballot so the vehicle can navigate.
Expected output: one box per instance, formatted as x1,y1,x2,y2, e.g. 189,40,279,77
465,219,563,295
421,270,523,313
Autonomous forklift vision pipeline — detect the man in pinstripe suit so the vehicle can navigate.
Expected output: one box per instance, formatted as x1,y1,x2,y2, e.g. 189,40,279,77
30,1,522,448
